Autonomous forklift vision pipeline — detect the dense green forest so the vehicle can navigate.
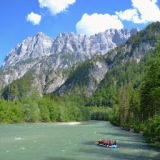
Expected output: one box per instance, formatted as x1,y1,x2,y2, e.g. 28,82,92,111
0,90,90,123
86,34,160,148
0,22,159,149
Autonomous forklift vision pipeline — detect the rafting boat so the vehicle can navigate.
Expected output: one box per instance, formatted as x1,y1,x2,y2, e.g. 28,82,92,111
95,140,118,148
105,144,117,148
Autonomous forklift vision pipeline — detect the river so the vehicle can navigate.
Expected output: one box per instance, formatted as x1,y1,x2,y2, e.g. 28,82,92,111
0,121,159,160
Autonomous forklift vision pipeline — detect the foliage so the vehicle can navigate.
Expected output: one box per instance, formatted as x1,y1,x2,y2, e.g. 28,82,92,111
0,89,89,123
140,36,160,121
2,73,33,100
144,113,160,148
0,99,23,123
126,21,160,56
87,106,111,121
64,60,93,87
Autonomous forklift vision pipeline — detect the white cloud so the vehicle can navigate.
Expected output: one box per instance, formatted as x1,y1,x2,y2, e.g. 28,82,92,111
131,0,160,22
26,12,41,25
116,0,160,23
38,0,76,15
76,13,124,35
116,9,139,22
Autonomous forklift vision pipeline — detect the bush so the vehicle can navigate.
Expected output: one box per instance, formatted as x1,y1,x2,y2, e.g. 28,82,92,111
144,113,160,148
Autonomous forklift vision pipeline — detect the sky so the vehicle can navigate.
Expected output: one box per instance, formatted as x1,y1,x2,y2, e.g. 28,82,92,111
0,0,160,67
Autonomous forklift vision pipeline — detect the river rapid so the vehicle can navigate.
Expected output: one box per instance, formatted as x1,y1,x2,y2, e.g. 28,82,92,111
0,121,159,160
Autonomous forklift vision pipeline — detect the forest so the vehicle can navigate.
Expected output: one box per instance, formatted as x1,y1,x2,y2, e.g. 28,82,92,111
0,90,90,123
86,35,160,149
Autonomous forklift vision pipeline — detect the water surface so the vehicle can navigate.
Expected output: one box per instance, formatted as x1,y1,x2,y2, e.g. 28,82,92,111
0,121,159,160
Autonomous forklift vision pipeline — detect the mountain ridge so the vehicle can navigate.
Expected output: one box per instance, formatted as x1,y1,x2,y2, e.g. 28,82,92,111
1,21,160,96
54,22,160,97
2,28,138,68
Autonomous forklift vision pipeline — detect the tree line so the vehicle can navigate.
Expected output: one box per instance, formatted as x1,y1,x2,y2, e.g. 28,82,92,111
0,90,90,123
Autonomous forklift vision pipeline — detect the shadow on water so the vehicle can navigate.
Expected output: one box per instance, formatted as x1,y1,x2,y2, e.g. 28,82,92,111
99,132,144,142
83,140,151,150
79,146,160,160
82,141,96,146
82,136,154,151
81,140,160,160
99,141,147,150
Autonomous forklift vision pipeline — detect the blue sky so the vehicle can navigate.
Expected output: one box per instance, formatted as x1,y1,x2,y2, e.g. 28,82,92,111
0,0,160,67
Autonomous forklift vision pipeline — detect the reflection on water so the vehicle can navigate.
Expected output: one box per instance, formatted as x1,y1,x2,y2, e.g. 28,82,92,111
0,121,159,160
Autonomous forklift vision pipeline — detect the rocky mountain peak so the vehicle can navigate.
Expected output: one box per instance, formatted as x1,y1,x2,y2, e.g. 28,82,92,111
0,22,160,98
2,28,138,68
130,28,139,34
33,32,49,39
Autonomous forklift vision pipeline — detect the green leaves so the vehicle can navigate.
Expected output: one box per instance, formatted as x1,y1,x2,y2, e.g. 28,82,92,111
140,35,160,121
2,73,33,101
0,90,89,123
144,113,160,146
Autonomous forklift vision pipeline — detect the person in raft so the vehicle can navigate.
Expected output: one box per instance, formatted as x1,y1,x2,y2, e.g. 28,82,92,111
98,139,102,144
101,139,104,144
107,140,109,145
103,140,106,146
113,140,117,145
109,140,113,146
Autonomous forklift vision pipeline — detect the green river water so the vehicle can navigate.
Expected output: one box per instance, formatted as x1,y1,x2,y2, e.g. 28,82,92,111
0,121,159,160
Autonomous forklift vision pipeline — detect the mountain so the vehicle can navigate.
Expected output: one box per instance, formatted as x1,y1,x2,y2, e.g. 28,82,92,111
0,28,138,92
1,22,160,98
2,28,138,68
55,22,160,98
1,22,160,99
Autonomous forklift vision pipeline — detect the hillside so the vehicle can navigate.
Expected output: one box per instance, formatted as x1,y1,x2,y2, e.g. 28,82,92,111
0,28,138,93
55,22,160,100
2,28,138,68
1,22,160,100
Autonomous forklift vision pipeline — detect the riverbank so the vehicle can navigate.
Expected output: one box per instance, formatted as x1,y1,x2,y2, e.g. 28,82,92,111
0,121,82,125
119,123,160,150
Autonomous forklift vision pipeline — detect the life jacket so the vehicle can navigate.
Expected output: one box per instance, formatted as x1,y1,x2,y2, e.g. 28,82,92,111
111,141,113,145
107,141,109,145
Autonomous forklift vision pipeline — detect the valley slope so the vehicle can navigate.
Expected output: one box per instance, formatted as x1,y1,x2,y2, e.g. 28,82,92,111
0,28,138,93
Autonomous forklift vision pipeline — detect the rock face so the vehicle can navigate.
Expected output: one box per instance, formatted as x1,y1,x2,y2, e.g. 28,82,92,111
1,22,160,99
57,57,110,97
56,44,155,97
2,28,138,68
0,28,139,95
